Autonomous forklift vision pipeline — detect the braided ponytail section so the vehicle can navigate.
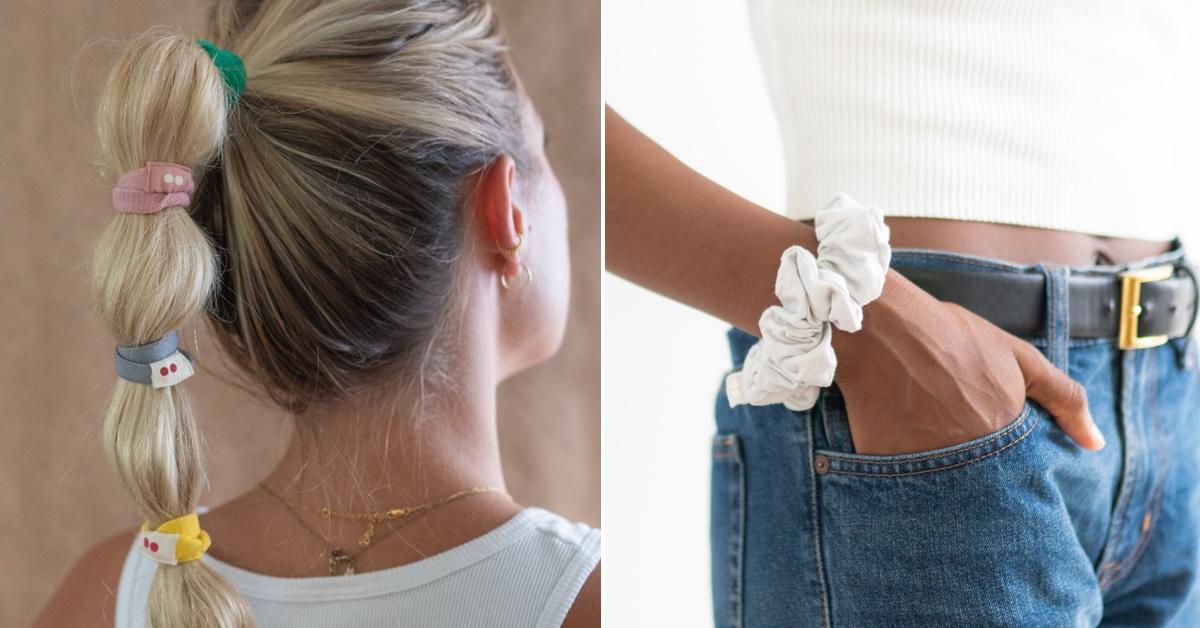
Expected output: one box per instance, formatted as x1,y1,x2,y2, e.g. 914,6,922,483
92,31,253,628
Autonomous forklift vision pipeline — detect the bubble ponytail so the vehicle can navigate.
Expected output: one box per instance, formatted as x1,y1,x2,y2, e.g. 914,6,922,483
92,31,253,628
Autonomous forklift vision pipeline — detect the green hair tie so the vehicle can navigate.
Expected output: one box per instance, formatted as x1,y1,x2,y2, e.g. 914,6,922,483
196,39,246,105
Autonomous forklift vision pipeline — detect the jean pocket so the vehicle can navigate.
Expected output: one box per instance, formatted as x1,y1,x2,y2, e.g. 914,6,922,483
710,433,745,628
810,400,1101,626
814,392,1042,478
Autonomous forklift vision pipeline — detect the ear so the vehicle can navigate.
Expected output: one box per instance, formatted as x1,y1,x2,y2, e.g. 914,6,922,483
473,154,524,279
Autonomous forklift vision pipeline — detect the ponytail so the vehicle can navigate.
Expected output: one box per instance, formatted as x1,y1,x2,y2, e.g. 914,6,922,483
92,31,253,627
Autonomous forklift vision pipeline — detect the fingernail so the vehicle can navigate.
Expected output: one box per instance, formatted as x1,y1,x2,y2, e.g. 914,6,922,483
1087,415,1106,450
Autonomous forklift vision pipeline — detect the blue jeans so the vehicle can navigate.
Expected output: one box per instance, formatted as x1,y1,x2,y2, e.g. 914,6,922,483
711,248,1200,627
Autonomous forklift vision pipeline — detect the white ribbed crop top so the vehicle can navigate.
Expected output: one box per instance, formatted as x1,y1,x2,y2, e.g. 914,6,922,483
747,0,1200,241
114,508,600,628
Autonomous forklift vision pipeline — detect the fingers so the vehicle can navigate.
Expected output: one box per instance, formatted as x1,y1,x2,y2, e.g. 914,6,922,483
1011,339,1105,450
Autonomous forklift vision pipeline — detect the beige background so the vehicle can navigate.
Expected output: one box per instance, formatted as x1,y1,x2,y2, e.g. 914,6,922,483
0,1,599,625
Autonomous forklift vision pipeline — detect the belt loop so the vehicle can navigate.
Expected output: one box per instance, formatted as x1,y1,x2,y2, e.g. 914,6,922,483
1175,263,1199,369
1038,264,1072,370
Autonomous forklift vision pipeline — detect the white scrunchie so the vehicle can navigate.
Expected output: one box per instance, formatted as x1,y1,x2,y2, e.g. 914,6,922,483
725,193,891,411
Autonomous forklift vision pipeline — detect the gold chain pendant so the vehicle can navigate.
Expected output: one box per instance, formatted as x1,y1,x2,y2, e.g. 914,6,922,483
328,548,355,576
258,484,506,577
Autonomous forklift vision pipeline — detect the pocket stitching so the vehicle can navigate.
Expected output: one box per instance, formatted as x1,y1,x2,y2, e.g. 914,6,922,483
711,433,745,627
819,402,1033,465
817,405,1041,478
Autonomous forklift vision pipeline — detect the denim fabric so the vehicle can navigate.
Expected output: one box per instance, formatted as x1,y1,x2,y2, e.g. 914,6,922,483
711,248,1200,627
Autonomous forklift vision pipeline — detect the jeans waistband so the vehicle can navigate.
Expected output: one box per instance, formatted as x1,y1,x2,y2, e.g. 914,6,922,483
889,240,1189,277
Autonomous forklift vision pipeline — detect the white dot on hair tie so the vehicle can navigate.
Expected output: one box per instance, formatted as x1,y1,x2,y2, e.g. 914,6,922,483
174,175,184,185
163,173,174,184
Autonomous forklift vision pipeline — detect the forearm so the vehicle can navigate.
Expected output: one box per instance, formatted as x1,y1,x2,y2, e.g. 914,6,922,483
604,105,915,345
605,106,821,333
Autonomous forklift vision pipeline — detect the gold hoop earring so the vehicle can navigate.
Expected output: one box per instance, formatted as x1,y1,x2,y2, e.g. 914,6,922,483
495,233,524,261
500,263,533,291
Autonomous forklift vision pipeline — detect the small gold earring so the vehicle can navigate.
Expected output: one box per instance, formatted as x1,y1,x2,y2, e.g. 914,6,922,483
500,263,533,291
496,233,524,261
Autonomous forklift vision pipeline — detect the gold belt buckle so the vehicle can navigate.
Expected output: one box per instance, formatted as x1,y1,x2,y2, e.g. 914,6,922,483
1118,264,1175,350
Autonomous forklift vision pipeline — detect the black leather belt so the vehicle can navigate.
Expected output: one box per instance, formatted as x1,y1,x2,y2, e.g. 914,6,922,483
897,263,1199,349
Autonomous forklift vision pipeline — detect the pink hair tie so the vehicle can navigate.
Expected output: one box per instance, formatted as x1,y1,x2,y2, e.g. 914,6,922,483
112,162,195,214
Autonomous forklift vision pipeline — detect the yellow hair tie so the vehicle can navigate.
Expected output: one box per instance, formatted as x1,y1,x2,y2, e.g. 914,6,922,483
136,513,211,565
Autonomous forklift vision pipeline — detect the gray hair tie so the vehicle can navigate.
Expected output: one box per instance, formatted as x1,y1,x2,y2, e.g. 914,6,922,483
114,331,196,388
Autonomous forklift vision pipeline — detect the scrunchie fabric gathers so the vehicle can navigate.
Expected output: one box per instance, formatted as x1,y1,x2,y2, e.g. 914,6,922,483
725,193,892,411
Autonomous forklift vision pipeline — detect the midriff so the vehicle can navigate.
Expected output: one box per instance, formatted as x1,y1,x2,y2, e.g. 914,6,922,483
878,218,1171,267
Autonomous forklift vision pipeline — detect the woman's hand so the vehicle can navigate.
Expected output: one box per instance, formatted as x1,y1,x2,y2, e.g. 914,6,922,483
831,273,1105,456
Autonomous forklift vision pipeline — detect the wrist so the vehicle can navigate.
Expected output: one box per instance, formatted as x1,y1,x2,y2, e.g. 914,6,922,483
831,270,926,382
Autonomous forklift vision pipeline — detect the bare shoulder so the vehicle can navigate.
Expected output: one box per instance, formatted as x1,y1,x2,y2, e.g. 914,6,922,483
561,562,600,628
33,529,135,628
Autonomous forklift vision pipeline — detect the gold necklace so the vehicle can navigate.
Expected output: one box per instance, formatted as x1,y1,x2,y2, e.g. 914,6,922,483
258,482,505,576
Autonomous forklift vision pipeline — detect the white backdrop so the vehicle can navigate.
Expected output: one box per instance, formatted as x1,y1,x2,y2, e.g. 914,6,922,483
604,2,785,626
603,2,1200,626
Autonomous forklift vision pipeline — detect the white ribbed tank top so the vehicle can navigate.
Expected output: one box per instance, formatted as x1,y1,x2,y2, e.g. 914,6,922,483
747,0,1200,241
114,508,600,628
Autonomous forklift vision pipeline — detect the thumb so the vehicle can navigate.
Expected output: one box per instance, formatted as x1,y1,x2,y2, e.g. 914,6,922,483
1011,339,1105,450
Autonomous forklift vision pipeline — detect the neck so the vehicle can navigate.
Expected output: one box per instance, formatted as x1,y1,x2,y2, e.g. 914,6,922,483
261,319,508,514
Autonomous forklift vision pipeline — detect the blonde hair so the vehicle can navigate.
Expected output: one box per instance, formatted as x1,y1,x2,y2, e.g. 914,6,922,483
92,1,529,625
